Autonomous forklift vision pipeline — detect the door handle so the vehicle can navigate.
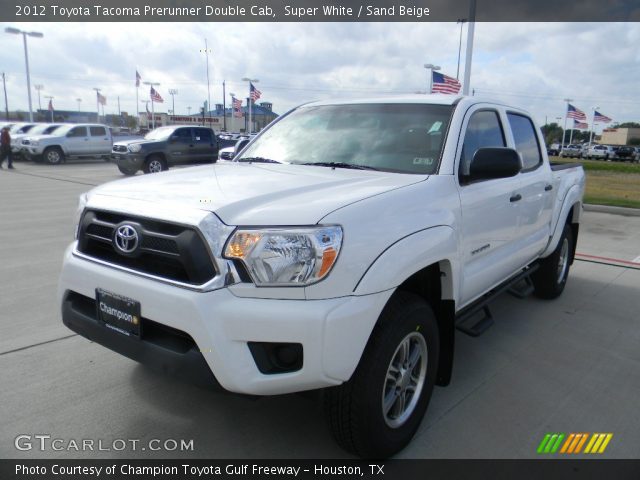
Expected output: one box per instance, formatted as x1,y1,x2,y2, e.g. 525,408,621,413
544,184,553,191
510,194,522,202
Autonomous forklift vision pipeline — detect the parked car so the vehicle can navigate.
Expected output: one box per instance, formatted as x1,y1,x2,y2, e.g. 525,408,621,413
546,143,560,156
634,147,640,162
614,146,635,162
559,144,581,158
60,96,585,458
112,125,219,175
587,144,615,160
12,123,64,159
24,124,113,164
219,135,256,161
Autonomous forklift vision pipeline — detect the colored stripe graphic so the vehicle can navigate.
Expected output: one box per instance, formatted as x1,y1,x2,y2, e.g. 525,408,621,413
540,433,613,454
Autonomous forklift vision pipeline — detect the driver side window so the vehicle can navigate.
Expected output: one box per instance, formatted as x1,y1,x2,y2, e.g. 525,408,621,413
459,110,505,181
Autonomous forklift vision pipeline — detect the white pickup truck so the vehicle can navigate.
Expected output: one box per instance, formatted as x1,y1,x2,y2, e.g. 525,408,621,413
24,123,112,164
59,95,585,458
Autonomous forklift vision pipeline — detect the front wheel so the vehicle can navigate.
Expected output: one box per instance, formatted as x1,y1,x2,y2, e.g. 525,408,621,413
118,165,137,176
143,155,167,174
324,292,439,458
43,147,64,165
532,223,573,299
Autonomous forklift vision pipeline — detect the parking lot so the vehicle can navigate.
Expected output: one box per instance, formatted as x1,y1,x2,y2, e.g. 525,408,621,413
1,159,639,459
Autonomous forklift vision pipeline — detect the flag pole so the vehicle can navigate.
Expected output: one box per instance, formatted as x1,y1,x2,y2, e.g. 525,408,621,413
249,86,252,135
462,0,476,96
569,121,574,145
588,107,598,149
562,98,572,153
136,69,139,130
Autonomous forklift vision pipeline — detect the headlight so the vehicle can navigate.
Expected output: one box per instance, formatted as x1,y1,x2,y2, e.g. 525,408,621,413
74,192,89,239
127,143,142,153
224,226,343,286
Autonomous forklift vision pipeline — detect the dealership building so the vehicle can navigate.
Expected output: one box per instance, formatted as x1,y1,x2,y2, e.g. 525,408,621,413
599,127,640,146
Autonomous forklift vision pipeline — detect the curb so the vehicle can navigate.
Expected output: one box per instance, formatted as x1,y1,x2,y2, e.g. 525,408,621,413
584,204,640,217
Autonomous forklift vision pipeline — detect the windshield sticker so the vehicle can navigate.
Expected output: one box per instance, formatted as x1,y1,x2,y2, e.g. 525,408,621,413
413,157,434,166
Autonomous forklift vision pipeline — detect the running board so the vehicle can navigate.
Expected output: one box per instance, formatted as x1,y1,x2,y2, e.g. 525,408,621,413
455,265,539,337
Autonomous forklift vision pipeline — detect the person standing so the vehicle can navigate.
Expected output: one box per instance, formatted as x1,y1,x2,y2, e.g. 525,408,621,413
0,126,13,169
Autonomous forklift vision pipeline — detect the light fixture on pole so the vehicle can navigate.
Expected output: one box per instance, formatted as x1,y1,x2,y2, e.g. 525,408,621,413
34,84,44,111
241,78,259,134
423,64,440,94
456,19,467,79
5,27,44,122
44,95,54,122
187,106,191,116
143,81,160,130
561,98,572,152
588,106,599,149
168,89,178,118
76,98,82,113
203,39,212,121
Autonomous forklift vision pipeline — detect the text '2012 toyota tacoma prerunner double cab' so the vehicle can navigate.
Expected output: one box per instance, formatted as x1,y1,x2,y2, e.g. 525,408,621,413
59,95,585,458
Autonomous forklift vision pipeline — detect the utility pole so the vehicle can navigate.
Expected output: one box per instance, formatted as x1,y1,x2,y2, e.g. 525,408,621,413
222,80,226,131
2,72,8,120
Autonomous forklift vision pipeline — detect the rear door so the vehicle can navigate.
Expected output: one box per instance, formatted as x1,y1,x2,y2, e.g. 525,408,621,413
88,126,112,155
456,106,523,308
506,112,553,266
64,126,90,155
191,128,217,162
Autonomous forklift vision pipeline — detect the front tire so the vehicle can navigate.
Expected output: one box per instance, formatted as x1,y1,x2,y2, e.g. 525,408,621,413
118,165,137,176
324,292,439,458
143,155,167,174
43,147,64,165
532,223,573,299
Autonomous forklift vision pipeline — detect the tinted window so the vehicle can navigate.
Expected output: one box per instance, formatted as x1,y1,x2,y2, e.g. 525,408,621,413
173,128,192,142
460,110,505,178
67,127,87,137
507,113,541,171
238,103,454,174
194,128,212,143
90,126,106,136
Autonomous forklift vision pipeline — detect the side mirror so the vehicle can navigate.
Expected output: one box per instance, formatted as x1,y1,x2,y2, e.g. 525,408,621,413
468,147,522,182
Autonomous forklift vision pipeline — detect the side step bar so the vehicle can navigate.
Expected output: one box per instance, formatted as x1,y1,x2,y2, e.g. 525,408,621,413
455,265,539,337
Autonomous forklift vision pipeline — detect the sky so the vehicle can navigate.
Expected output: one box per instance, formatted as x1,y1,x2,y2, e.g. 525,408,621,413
1,21,639,132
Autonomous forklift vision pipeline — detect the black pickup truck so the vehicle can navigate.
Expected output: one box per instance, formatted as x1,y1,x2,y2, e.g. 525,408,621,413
112,125,219,175
614,146,636,162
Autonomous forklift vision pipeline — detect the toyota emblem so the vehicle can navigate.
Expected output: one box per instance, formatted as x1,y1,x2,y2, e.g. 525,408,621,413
114,224,139,254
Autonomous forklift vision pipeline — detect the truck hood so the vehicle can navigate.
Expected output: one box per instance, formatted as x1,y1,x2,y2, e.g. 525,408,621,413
90,163,427,225
113,138,150,147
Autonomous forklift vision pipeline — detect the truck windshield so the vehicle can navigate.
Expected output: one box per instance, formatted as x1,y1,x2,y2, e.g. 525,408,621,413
144,127,176,141
237,103,453,174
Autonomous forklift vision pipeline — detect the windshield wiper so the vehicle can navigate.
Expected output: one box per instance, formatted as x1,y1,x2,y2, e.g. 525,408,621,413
237,157,281,164
300,162,379,171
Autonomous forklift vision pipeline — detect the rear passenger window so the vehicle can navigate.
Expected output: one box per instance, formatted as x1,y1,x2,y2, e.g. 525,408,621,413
460,110,505,179
194,129,212,143
507,113,542,171
67,127,87,137
90,126,106,136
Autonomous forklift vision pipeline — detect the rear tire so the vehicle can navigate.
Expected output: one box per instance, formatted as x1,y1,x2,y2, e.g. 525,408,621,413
43,147,64,165
143,155,166,174
532,223,573,299
324,292,439,458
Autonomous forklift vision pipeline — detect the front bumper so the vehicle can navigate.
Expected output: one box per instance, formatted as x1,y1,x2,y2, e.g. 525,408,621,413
112,152,145,169
59,244,392,395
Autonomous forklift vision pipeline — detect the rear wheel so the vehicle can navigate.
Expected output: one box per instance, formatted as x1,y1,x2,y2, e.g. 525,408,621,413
43,147,64,165
532,223,573,299
324,292,439,458
143,155,166,174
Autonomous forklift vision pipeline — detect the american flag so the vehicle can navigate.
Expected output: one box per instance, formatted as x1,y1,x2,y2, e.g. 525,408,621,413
48,99,53,111
97,92,107,106
594,111,612,123
250,82,261,101
431,71,461,94
574,120,588,130
150,86,164,103
136,70,141,87
232,97,242,118
567,104,586,121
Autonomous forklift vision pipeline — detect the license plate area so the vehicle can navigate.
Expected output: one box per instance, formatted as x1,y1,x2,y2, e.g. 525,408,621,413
96,289,141,338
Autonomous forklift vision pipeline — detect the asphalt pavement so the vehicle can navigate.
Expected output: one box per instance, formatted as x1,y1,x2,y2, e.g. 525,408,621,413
1,160,639,459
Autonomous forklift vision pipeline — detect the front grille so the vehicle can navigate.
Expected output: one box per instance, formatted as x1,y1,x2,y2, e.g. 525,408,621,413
77,210,216,286
112,145,128,153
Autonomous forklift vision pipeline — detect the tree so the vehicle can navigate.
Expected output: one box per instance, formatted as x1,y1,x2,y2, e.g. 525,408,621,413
541,122,563,145
611,122,640,129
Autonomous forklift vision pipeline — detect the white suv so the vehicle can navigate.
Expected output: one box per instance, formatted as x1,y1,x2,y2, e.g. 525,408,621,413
587,144,614,160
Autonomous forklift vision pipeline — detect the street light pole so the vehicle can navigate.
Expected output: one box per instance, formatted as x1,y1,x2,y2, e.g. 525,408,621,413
5,27,44,122
241,78,259,134
462,0,476,95
34,84,43,111
143,81,160,130
168,89,178,118
76,98,82,113
423,64,440,94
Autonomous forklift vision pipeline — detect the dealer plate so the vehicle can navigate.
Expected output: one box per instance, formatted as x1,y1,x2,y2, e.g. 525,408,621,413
95,289,141,338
